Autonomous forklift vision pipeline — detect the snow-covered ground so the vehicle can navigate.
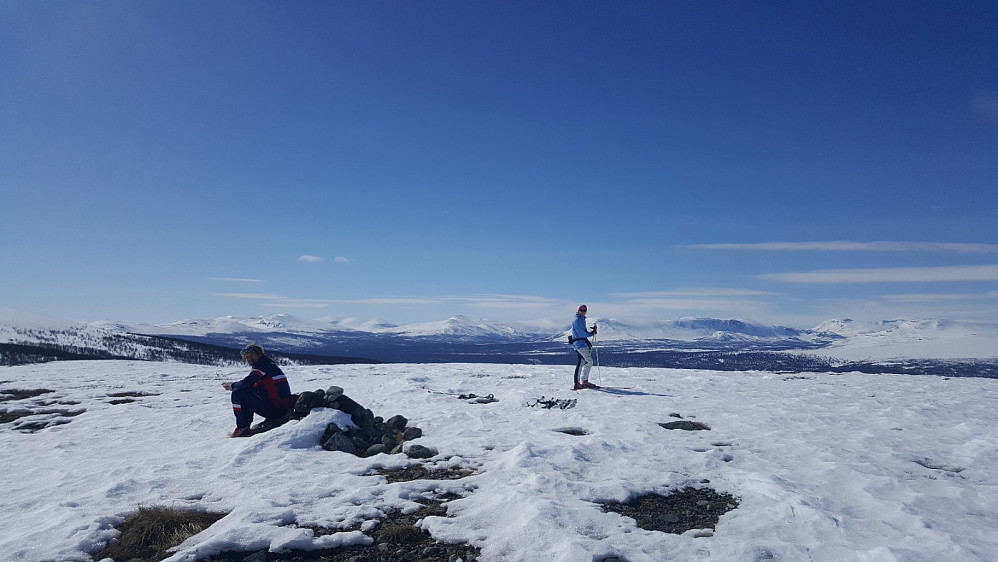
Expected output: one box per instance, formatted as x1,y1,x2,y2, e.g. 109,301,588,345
1,360,996,561
816,319,998,361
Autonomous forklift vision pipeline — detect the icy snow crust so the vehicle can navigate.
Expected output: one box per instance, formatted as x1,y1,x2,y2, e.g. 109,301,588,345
1,361,997,561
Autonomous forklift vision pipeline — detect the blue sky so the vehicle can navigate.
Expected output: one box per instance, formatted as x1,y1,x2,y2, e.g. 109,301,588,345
2,1,996,328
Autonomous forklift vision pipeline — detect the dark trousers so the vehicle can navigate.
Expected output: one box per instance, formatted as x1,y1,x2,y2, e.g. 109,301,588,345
231,387,287,429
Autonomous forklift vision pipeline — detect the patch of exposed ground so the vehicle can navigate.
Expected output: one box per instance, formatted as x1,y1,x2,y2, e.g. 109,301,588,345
659,420,711,431
0,388,55,402
600,487,739,536
108,391,159,405
0,387,86,432
374,464,476,483
204,495,481,562
554,427,590,436
659,414,711,431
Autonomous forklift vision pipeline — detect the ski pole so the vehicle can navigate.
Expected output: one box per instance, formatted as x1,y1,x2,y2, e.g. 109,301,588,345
592,332,603,385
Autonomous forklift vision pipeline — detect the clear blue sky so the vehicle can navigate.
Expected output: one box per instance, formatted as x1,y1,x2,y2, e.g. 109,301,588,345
2,1,996,328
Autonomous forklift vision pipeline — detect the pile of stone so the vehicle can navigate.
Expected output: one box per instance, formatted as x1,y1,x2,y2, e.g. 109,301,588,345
289,385,437,459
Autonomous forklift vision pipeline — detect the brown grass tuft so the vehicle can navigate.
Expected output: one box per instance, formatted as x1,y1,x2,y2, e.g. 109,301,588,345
376,523,426,545
94,506,225,561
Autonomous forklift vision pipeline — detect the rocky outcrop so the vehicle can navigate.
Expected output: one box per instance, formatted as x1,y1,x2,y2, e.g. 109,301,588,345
283,386,435,459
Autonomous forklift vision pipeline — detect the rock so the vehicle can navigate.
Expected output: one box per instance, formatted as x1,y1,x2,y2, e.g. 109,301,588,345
294,391,325,416
241,551,268,562
405,444,437,459
351,436,372,452
322,422,344,443
366,444,389,456
322,432,356,454
356,408,375,429
386,414,408,431
381,434,398,450
302,386,425,460
334,394,366,419
250,417,287,433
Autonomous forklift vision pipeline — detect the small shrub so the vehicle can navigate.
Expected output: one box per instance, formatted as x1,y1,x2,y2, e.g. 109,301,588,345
94,506,226,561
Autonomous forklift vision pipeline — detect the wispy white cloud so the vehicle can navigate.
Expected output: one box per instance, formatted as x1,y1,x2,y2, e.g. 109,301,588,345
760,265,998,284
261,300,330,309
584,288,780,321
467,294,560,310
333,256,349,264
215,292,331,309
881,292,986,303
298,255,323,263
613,288,777,299
208,277,265,283
213,293,286,300
329,294,558,310
343,297,442,306
686,241,998,253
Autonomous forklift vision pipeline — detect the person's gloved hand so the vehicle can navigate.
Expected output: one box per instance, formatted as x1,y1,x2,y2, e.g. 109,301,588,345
591,324,597,335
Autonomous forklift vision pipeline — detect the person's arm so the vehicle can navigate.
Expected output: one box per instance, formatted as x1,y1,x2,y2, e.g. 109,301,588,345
225,370,263,391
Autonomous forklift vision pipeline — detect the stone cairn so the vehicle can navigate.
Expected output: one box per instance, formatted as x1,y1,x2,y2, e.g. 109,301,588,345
289,385,436,459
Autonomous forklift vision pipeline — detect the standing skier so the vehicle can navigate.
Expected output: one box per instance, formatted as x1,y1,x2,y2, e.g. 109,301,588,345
222,344,297,437
570,305,598,389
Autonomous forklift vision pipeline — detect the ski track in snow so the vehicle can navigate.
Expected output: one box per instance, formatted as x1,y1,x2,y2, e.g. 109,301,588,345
1,361,997,561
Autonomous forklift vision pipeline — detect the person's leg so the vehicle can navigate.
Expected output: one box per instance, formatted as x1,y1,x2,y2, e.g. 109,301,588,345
576,347,593,383
231,388,287,429
231,387,255,429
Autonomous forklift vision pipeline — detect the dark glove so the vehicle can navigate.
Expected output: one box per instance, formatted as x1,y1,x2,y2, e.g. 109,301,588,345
591,324,597,335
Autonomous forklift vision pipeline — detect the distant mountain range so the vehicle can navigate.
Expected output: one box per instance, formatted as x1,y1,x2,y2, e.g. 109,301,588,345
2,308,996,376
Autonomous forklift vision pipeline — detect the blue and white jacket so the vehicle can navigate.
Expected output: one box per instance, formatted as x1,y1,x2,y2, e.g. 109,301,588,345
571,313,594,351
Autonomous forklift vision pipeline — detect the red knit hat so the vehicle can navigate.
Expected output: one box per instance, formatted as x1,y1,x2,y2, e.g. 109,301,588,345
578,305,587,313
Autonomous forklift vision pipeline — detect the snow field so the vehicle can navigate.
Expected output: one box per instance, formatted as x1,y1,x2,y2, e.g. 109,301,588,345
0,361,996,561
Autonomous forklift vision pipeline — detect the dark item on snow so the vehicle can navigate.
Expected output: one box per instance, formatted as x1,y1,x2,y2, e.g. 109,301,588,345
659,420,711,431
528,396,577,410
405,444,438,459
455,392,497,404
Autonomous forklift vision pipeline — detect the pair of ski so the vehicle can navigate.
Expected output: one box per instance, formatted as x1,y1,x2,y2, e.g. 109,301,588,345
528,397,576,409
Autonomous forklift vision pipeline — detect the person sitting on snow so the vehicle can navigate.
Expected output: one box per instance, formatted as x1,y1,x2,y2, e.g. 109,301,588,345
222,344,296,437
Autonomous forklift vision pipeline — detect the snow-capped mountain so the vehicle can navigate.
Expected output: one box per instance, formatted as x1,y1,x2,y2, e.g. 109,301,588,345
118,313,822,344
119,314,359,337
3,308,997,367
380,315,520,338
813,318,998,360
0,309,235,365
593,317,821,343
